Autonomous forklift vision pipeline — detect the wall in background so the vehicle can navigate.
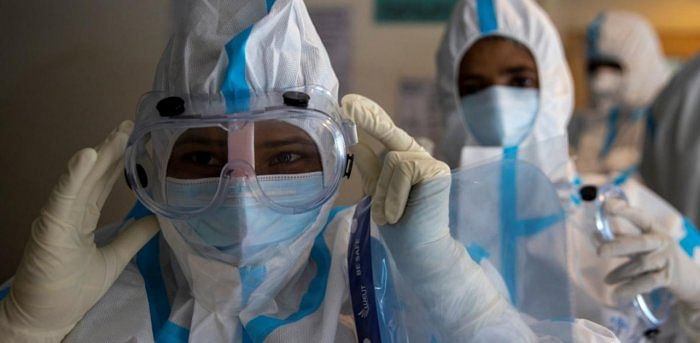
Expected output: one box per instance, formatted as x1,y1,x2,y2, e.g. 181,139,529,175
541,0,700,107
0,1,171,281
542,0,700,32
2,0,700,282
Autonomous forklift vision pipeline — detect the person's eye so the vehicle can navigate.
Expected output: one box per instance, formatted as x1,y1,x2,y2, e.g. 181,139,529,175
269,152,302,166
187,152,223,167
460,81,487,96
511,76,536,88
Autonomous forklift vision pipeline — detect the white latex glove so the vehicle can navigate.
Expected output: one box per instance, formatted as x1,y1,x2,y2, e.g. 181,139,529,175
342,95,534,341
341,95,620,341
0,121,160,342
341,94,450,226
599,199,700,338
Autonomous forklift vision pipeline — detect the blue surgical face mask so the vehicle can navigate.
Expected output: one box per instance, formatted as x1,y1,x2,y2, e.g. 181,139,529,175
165,172,325,260
460,86,539,147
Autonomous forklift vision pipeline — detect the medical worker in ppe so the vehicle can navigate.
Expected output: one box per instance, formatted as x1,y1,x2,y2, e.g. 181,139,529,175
436,0,700,341
569,11,672,176
0,0,619,341
641,54,700,238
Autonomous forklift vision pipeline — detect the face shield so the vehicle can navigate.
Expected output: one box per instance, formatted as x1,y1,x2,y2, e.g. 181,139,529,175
348,137,577,341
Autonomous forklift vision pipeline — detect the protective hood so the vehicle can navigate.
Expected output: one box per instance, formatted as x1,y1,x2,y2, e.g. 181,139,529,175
437,0,573,168
151,0,338,104
141,0,342,339
641,54,700,227
149,0,340,249
587,11,671,109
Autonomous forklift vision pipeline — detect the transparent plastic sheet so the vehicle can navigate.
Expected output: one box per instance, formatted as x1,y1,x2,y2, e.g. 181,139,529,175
449,158,571,321
348,147,577,341
568,108,646,175
459,135,572,187
455,136,575,322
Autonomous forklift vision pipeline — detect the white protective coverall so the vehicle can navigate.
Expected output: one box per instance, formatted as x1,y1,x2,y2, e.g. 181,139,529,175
436,0,700,341
0,0,621,342
569,11,672,176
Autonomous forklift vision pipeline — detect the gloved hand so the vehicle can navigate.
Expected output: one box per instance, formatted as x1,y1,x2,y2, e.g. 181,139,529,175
340,94,450,226
0,121,160,342
599,199,700,337
341,95,527,340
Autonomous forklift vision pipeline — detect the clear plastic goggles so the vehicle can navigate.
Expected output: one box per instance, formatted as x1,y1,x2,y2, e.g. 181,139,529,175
125,87,357,219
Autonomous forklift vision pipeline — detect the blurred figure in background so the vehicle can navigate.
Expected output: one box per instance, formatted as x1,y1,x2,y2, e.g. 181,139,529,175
641,53,700,228
437,0,700,340
569,11,672,177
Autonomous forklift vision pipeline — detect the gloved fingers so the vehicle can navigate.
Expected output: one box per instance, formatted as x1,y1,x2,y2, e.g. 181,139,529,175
605,198,655,233
371,150,401,225
613,270,668,303
81,154,127,232
598,234,665,258
383,160,414,225
384,154,448,224
413,155,450,180
96,155,126,209
101,216,159,282
43,148,98,222
605,252,668,285
341,94,424,153
372,151,429,225
608,216,642,236
93,121,134,152
75,122,133,213
350,142,382,196
87,143,127,217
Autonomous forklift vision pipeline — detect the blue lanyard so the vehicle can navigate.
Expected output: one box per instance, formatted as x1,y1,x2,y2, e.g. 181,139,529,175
348,197,381,343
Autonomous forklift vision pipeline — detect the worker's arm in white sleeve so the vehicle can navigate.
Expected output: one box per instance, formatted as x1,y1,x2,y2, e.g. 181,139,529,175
342,94,536,341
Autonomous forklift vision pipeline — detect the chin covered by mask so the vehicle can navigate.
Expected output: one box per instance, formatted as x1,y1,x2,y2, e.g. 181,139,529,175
165,172,325,264
461,86,539,147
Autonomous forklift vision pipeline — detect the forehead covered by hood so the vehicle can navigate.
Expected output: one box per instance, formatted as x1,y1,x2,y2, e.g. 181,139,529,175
587,11,670,108
143,0,338,122
437,0,573,146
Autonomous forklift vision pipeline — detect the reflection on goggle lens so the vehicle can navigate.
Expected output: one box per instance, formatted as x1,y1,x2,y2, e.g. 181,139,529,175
167,120,323,179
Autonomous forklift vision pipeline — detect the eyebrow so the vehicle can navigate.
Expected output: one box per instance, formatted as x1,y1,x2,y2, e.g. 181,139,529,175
175,136,227,147
461,73,485,80
503,66,537,74
176,133,317,149
256,137,317,149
